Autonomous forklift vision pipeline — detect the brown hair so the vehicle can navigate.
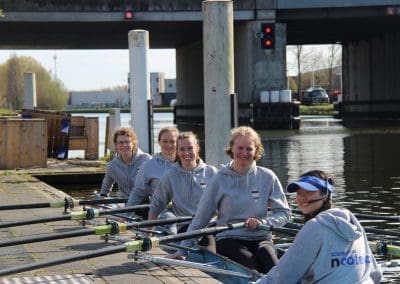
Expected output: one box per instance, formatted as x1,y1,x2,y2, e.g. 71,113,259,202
225,126,264,161
301,170,334,223
158,126,179,142
113,127,138,152
175,131,200,164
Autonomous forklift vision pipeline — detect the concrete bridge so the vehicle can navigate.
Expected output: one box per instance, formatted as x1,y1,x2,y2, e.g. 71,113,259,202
1,0,400,127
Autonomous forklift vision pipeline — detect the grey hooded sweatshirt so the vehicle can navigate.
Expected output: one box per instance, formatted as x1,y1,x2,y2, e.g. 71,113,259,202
257,208,382,284
100,148,151,198
149,159,218,218
127,152,174,206
179,162,290,252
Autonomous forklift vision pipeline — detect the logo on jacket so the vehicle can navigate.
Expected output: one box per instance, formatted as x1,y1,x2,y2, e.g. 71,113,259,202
330,250,372,268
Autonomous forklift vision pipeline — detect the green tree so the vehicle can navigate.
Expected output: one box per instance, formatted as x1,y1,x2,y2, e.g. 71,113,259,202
0,62,7,107
0,55,68,110
6,54,24,110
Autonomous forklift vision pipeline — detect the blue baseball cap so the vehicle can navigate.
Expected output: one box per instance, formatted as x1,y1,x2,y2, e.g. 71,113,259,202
286,175,334,193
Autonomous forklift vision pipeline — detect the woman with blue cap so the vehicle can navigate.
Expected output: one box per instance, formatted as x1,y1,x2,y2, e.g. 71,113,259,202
256,170,382,284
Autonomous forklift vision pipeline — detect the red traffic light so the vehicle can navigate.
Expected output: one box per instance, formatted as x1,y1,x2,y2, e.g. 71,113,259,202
124,11,133,20
264,26,272,34
261,23,275,50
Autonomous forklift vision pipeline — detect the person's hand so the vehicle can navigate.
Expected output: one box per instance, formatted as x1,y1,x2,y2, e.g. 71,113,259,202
245,217,262,230
165,252,186,260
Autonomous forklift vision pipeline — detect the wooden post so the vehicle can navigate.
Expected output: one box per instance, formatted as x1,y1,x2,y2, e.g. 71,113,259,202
104,116,110,156
85,117,99,160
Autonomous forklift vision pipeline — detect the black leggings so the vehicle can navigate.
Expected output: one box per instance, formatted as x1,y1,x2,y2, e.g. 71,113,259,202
216,238,277,274
178,224,216,252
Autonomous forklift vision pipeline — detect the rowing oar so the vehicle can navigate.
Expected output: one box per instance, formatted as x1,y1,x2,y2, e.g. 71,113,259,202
265,223,400,258
292,209,400,222
0,204,149,229
0,197,128,211
290,219,400,238
286,222,400,258
0,215,193,248
0,222,244,276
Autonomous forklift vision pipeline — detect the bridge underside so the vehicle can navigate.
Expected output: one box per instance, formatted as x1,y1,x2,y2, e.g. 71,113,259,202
0,21,202,49
2,4,400,128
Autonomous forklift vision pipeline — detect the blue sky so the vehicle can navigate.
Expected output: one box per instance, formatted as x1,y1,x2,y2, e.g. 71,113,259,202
0,49,176,91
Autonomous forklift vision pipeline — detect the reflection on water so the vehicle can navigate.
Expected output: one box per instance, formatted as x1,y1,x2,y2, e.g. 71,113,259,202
259,119,400,230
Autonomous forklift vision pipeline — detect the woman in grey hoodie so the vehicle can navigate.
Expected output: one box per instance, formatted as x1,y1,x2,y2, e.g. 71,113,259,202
125,127,178,218
148,131,218,234
256,170,382,284
99,127,151,198
171,126,290,274
126,127,179,207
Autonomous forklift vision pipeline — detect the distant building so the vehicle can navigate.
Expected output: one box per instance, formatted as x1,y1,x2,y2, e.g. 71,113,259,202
67,73,176,109
68,91,129,109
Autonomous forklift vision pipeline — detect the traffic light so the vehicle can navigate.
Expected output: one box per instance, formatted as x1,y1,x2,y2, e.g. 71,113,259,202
261,23,275,50
124,10,133,20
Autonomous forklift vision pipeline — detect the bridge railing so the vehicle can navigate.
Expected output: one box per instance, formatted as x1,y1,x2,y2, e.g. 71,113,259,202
1,0,255,12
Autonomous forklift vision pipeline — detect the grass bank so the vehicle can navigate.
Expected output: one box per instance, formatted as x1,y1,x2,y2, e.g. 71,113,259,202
300,104,333,115
0,108,18,116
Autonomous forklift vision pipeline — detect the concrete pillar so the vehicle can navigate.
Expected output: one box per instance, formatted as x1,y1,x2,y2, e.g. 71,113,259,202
23,73,37,109
176,41,203,106
203,0,234,166
128,30,152,153
235,21,286,103
342,32,400,126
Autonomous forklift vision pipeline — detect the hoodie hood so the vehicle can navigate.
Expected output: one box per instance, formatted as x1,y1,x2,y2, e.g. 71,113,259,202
153,152,174,167
219,161,257,176
174,158,208,173
316,208,363,242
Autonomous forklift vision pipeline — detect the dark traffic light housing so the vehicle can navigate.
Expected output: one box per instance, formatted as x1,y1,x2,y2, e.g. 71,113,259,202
261,23,275,49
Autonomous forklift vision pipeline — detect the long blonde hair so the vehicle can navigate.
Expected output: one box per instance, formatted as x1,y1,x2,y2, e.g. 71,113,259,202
225,126,264,160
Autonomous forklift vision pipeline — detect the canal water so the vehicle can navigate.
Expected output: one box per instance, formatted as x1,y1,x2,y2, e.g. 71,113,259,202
66,113,400,281
68,112,400,222
70,113,399,222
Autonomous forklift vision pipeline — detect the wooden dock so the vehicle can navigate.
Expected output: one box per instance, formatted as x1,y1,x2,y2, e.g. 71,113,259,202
0,169,220,283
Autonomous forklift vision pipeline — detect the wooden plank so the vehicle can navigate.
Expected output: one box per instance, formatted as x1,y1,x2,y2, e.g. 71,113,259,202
0,120,7,169
70,116,85,127
20,119,34,168
104,116,110,156
31,119,47,168
70,116,85,136
85,117,99,160
69,137,88,150
21,109,71,159
5,120,20,169
0,119,47,169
